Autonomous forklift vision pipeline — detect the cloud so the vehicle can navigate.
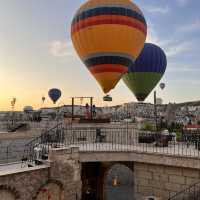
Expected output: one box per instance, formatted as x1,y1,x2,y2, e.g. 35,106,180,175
164,41,194,57
146,23,160,44
169,79,200,86
49,40,76,58
176,0,188,7
177,19,200,33
146,22,171,47
147,22,196,58
145,5,170,15
167,62,200,72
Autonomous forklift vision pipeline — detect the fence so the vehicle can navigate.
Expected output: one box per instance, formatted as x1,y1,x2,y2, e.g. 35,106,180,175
168,182,200,200
0,124,197,166
23,125,200,165
22,123,64,164
63,126,200,158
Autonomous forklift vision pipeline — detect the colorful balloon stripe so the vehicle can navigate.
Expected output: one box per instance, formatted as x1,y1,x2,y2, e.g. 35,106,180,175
83,52,135,62
71,15,147,35
89,64,128,74
85,55,134,67
77,1,144,17
72,25,146,59
72,6,146,26
77,0,143,15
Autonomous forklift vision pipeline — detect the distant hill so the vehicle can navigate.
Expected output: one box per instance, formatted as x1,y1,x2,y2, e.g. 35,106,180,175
176,101,200,107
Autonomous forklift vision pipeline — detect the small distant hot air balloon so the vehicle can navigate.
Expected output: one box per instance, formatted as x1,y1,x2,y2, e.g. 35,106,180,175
48,88,62,104
42,96,46,103
23,106,34,113
160,83,165,90
71,0,147,94
123,43,167,102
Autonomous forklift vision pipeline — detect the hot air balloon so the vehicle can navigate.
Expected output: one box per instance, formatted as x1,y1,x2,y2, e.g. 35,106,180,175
48,89,62,104
123,43,167,101
42,96,46,103
160,83,165,90
71,0,147,94
23,106,34,113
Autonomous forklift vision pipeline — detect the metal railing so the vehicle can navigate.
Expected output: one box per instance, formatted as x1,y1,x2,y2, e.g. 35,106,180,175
20,125,200,166
168,182,200,200
21,123,64,165
64,127,200,158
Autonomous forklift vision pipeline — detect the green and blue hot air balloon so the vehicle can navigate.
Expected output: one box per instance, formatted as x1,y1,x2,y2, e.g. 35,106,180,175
123,43,167,101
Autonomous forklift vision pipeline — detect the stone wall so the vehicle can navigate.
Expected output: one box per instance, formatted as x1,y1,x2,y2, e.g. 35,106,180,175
134,163,200,200
0,168,49,200
48,147,82,200
1,146,200,200
0,147,82,200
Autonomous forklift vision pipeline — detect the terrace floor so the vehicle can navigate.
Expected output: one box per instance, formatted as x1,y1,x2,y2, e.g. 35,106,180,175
66,142,200,158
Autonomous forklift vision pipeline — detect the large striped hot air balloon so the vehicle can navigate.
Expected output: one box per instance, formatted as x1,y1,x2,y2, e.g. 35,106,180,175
123,43,167,101
71,0,147,94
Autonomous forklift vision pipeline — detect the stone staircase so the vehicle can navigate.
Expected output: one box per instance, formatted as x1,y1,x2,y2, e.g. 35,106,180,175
21,123,65,167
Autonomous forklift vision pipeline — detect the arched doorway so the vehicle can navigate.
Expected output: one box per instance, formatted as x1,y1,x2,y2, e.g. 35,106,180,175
104,164,134,200
35,181,63,200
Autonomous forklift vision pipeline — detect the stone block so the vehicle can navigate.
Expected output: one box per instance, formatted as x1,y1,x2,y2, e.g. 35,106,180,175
159,174,169,182
183,168,200,178
135,171,153,179
135,178,149,186
71,147,79,153
185,177,200,185
148,179,165,189
137,185,154,196
134,163,149,172
153,188,170,199
148,165,164,174
151,173,169,182
152,174,161,181
165,182,182,192
165,166,182,176
169,175,185,184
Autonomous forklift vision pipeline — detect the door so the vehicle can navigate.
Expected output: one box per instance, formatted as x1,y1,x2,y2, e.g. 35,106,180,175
105,164,134,200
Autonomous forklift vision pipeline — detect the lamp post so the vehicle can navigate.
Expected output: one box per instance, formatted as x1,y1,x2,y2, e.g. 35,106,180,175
154,83,166,131
154,91,158,131
11,97,16,126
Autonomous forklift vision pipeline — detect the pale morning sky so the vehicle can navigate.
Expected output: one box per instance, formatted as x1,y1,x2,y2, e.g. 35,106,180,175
0,0,200,111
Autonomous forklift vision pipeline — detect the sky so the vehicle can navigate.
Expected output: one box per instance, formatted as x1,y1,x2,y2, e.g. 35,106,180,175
0,0,200,111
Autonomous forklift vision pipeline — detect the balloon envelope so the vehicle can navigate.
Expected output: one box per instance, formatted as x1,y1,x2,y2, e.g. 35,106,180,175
123,43,167,101
160,83,165,90
71,0,147,93
42,96,46,102
48,89,62,104
23,106,34,113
